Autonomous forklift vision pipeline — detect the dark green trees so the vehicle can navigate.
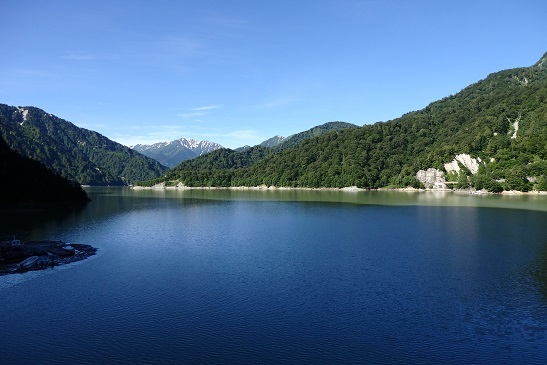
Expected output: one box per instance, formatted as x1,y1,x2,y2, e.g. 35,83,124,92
0,104,167,186
140,53,547,192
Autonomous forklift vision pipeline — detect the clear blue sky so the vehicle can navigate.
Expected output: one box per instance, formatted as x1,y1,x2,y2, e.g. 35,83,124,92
1,1,546,149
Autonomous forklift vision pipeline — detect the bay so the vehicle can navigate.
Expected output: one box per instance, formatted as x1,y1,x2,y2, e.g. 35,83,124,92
1,188,546,364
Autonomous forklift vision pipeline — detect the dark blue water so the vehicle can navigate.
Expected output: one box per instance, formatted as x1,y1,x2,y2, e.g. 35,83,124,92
1,189,547,364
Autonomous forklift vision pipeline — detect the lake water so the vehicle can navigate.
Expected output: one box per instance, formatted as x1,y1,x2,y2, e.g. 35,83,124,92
1,188,547,364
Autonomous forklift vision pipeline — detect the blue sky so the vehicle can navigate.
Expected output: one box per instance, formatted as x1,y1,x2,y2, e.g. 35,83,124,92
1,1,546,149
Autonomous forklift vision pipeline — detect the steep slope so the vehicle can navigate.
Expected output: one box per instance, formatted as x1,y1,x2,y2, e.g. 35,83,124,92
142,52,547,191
236,53,547,190
0,135,89,204
176,145,269,171
132,138,222,168
137,121,359,186
0,105,168,185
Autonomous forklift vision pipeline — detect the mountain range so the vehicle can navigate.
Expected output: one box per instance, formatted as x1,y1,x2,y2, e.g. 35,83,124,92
131,121,357,167
1,53,546,193
132,138,223,168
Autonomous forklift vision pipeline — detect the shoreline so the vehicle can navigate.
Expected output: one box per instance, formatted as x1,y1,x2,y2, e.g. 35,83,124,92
131,184,547,195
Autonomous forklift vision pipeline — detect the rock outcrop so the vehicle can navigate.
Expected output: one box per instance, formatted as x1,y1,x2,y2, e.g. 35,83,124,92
444,154,482,175
415,168,448,189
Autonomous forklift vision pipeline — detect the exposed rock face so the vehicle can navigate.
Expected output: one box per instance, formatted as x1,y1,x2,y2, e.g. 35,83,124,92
510,115,520,140
415,168,447,189
444,154,482,175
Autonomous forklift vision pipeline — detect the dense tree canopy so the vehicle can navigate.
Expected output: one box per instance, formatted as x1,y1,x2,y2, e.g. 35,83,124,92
141,53,547,192
0,105,167,185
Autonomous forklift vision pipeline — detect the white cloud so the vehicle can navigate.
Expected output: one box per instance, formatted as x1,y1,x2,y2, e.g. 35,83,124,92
177,111,207,118
177,105,221,118
191,105,222,111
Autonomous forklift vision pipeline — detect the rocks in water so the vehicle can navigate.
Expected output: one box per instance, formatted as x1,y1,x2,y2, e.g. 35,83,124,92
0,240,97,275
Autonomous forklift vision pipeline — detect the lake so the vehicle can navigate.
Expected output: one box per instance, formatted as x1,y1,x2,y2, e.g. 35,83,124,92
1,188,547,364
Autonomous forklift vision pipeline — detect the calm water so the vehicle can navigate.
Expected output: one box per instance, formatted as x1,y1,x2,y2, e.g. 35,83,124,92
1,188,547,364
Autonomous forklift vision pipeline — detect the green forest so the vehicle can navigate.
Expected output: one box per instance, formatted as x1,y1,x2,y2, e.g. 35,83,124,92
0,105,167,186
139,53,547,192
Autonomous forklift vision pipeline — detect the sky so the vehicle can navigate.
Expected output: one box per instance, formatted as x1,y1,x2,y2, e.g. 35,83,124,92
1,1,546,149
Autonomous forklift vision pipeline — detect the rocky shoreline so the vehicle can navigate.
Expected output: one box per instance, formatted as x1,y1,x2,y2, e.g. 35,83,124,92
132,183,547,195
0,241,97,276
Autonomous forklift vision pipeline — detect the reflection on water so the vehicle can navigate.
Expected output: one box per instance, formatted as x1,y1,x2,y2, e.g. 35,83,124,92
534,244,547,302
99,187,547,211
0,201,88,241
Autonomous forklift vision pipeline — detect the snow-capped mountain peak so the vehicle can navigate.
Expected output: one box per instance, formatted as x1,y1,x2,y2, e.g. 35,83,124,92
132,137,223,167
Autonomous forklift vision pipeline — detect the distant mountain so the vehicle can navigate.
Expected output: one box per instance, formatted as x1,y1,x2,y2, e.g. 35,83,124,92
142,122,361,186
132,138,223,168
235,122,356,152
234,145,251,152
0,134,89,204
260,136,285,148
0,104,167,186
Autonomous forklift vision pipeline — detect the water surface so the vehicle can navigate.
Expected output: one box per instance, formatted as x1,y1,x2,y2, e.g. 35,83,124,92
1,188,546,364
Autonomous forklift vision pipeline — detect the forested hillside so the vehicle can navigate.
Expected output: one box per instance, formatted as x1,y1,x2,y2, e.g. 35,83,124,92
0,105,167,185
0,135,89,204
142,53,547,191
276,121,358,151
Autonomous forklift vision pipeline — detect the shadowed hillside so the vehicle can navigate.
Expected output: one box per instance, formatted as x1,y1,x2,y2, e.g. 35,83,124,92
0,105,167,185
0,135,89,204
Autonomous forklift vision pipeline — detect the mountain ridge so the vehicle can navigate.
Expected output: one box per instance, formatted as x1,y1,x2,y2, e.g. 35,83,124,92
0,105,167,186
152,121,361,182
132,138,223,168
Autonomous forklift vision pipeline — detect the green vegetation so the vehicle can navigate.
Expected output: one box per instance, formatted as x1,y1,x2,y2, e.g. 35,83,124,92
0,135,89,204
0,105,167,186
141,53,547,192
276,121,358,151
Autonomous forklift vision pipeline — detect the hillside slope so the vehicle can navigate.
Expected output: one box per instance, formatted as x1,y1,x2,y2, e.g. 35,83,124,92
140,122,359,186
143,53,547,191
0,135,89,204
0,105,168,185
